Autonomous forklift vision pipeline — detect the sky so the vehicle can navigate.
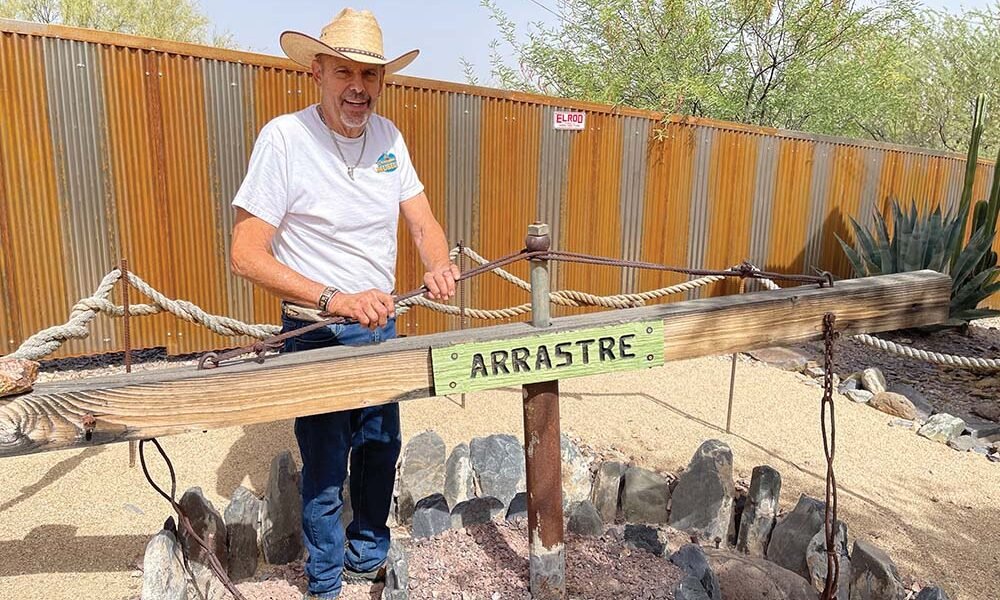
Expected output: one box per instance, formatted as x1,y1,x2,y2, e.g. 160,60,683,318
199,0,996,85
199,0,557,84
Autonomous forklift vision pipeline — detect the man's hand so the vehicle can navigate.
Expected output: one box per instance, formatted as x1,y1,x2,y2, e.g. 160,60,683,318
327,289,396,329
424,263,461,300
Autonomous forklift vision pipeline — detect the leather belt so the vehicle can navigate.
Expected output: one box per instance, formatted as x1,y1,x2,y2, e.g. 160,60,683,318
281,301,328,323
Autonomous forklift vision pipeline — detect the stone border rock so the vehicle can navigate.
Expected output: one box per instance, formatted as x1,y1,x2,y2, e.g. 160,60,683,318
139,432,950,600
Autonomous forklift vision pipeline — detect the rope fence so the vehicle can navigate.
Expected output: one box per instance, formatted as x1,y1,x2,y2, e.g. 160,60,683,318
5,246,999,371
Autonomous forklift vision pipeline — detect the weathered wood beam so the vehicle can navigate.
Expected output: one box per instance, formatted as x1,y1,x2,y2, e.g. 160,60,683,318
0,271,950,458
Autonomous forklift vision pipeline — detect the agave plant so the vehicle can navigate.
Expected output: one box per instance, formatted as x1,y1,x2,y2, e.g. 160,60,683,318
837,200,1000,322
839,94,1000,324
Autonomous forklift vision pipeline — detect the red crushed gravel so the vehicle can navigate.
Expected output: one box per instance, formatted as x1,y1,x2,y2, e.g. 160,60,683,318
231,519,683,600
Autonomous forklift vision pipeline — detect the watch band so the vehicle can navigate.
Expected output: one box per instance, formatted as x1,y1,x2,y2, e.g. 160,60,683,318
317,286,339,311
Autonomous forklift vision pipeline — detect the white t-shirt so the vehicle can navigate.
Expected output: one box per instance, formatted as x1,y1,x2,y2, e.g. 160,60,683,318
232,105,424,294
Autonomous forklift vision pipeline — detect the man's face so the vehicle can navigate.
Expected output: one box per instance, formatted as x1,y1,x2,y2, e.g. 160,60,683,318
312,54,384,132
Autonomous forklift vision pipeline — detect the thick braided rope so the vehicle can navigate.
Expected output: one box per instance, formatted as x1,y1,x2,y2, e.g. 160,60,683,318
450,246,725,310
7,269,280,361
851,334,1000,371
8,270,124,360
124,271,279,338
746,264,1000,371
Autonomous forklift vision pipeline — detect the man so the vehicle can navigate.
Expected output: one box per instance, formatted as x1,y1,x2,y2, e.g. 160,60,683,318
230,8,459,599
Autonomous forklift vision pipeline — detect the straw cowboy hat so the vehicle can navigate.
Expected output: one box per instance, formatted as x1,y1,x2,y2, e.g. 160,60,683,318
280,8,419,73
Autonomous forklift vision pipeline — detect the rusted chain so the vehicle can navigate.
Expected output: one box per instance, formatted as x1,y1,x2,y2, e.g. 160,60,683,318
139,438,246,600
820,313,840,600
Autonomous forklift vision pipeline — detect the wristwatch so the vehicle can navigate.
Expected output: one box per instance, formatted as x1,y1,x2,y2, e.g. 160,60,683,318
317,286,340,312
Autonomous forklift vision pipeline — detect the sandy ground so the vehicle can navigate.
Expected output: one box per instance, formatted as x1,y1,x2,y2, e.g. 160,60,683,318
1,355,998,600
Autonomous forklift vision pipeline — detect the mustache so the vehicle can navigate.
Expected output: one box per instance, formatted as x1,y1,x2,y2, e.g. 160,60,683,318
342,93,370,103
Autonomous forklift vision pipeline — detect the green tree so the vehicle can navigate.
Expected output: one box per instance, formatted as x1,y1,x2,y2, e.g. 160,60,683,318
0,0,236,47
471,0,1000,153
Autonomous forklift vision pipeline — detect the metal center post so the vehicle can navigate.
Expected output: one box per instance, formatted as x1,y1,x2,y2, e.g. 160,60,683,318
522,222,566,599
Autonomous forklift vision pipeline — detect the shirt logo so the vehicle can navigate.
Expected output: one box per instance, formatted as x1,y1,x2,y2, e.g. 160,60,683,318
375,152,398,173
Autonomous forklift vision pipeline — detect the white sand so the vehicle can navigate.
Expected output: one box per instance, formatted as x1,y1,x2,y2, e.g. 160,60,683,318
1,356,997,600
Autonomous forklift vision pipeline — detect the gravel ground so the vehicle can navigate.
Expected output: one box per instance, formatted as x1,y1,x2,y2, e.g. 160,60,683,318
3,323,999,600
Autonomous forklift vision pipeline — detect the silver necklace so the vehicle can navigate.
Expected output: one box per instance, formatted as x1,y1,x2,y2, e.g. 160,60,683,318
317,105,367,180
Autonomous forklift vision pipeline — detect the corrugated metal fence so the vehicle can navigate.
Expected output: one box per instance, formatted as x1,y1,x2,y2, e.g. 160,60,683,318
1,20,996,358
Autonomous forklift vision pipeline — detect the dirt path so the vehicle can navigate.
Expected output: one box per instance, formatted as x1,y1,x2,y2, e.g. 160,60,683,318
1,356,997,600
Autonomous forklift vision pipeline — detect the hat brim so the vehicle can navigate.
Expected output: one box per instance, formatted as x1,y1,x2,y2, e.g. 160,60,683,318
279,31,418,74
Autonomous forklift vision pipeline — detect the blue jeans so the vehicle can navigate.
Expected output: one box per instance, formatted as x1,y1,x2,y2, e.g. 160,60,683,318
282,315,400,599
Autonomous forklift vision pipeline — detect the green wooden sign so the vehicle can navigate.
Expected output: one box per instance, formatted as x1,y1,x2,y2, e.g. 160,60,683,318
431,321,664,394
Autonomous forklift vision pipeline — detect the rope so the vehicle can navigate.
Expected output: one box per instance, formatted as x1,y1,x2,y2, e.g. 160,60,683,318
746,263,1000,372
7,268,280,362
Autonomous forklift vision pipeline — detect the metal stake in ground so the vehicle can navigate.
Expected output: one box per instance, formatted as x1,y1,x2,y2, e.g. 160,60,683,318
522,222,566,599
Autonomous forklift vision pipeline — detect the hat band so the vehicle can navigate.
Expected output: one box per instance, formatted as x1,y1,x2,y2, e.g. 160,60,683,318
326,46,386,61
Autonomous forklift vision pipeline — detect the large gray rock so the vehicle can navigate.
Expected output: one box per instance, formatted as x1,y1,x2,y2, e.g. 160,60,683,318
177,488,228,572
412,493,451,539
737,465,781,557
451,496,504,529
918,414,966,444
915,587,949,600
669,440,735,543
673,576,713,600
177,488,228,600
470,434,525,507
566,500,603,537
845,390,874,404
223,486,260,583
624,523,664,556
861,368,887,394
850,539,905,600
806,522,850,600
766,495,825,579
869,392,918,420
705,548,817,600
261,451,303,564
397,431,447,525
382,538,409,600
505,491,528,522
141,529,188,600
561,435,593,507
443,442,475,509
622,466,670,524
670,544,721,600
591,461,625,523
887,383,933,420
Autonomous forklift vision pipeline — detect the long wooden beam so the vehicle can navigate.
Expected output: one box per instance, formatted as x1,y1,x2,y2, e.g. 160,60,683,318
0,271,950,458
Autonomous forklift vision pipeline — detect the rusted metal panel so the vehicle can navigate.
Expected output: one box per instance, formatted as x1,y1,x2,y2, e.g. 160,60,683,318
687,126,715,298
476,97,539,320
749,136,779,274
639,122,695,298
447,92,482,258
0,32,67,357
618,116,650,294
156,53,227,354
537,105,572,296
858,147,884,231
383,82,451,336
203,59,256,331
42,38,121,356
705,130,757,297
803,142,833,271
561,112,624,316
102,45,175,356
822,145,865,277
767,139,814,274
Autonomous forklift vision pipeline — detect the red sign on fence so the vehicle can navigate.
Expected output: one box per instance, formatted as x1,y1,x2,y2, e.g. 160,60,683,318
553,110,586,130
